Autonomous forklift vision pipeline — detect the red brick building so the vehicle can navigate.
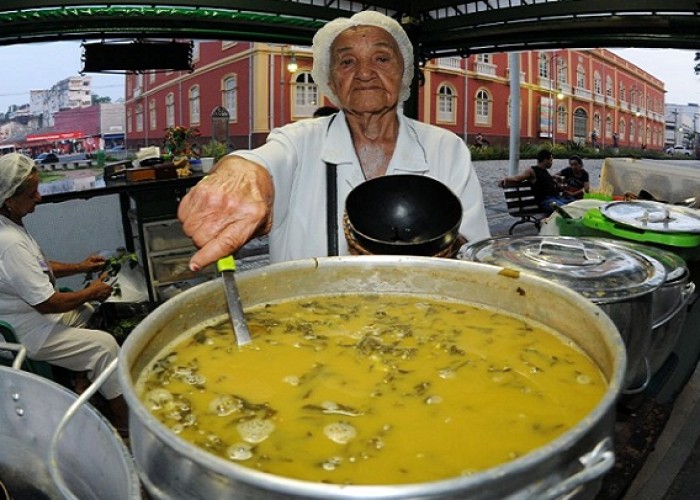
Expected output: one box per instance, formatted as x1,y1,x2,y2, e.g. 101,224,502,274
124,43,665,152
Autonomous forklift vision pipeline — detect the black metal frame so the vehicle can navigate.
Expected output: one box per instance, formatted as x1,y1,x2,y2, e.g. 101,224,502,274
0,1,698,57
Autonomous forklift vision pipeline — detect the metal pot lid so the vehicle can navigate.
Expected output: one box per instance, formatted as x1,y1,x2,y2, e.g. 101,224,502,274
600,201,700,234
603,239,689,283
460,236,666,302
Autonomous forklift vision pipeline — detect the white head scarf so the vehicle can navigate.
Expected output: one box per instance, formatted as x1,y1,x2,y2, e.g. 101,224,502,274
0,153,35,205
311,10,414,107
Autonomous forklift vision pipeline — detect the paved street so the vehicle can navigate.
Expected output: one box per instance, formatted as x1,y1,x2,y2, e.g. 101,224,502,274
473,157,605,237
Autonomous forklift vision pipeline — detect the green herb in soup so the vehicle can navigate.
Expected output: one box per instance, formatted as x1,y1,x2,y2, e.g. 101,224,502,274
136,293,606,485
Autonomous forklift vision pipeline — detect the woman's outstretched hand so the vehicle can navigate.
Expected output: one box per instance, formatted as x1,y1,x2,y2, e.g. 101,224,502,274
178,157,274,271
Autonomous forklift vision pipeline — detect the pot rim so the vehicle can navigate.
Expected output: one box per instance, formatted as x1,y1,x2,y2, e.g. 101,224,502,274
119,256,626,497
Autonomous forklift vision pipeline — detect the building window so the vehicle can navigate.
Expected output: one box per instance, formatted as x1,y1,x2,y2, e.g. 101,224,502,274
593,72,602,95
538,54,550,79
292,72,318,118
476,54,491,64
475,89,491,125
605,76,613,98
127,109,132,134
166,93,175,128
149,98,157,131
629,121,636,143
223,75,238,122
619,82,626,103
557,59,568,87
149,71,156,84
576,65,586,89
135,103,143,132
593,113,601,136
436,84,456,123
192,41,200,62
556,104,567,133
605,115,612,138
619,119,626,138
573,108,588,142
189,85,200,125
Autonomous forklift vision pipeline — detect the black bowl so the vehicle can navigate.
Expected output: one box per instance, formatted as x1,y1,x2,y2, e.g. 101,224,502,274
345,175,462,256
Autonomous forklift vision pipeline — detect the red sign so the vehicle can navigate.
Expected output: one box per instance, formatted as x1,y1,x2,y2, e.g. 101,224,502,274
25,131,84,142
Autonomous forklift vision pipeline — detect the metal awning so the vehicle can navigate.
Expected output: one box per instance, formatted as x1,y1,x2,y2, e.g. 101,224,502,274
0,1,698,58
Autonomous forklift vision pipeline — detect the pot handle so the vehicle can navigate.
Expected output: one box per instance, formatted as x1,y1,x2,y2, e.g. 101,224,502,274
0,341,28,371
652,281,696,330
622,357,651,395
540,437,615,499
526,239,605,266
47,357,118,500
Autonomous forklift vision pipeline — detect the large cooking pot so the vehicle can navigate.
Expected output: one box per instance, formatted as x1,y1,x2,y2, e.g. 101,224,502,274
344,175,462,256
120,256,626,499
0,356,141,499
460,236,666,393
608,240,696,375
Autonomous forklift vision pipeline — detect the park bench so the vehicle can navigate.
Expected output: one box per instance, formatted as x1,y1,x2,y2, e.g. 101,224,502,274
502,180,549,234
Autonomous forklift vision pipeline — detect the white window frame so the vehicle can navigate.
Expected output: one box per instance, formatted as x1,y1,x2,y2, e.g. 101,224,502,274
189,85,200,125
223,75,238,122
292,72,318,118
436,83,456,124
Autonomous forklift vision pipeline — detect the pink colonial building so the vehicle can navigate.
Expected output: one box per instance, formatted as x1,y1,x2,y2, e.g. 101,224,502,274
124,42,665,152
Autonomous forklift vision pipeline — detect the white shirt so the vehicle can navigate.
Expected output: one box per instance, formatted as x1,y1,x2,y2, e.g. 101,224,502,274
237,110,490,263
0,215,60,355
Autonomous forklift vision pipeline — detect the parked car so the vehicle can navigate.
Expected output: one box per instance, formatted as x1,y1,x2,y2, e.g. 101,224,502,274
34,152,60,164
665,145,693,156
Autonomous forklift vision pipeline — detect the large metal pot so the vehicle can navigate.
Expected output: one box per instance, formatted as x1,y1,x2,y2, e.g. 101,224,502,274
608,240,696,375
0,360,141,499
460,236,666,393
120,256,626,499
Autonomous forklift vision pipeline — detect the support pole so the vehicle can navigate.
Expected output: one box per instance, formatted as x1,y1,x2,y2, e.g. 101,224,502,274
508,52,521,176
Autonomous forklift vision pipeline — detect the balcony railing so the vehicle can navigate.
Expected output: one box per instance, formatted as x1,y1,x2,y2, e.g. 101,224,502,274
620,101,629,112
475,61,497,77
594,93,605,104
574,87,592,100
606,96,616,107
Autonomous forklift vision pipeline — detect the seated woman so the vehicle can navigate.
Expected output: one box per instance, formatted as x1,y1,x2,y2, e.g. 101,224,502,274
0,153,128,435
557,155,590,199
498,149,574,214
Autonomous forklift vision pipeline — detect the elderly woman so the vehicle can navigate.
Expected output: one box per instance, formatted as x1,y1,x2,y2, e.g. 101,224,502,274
0,153,128,434
179,10,490,269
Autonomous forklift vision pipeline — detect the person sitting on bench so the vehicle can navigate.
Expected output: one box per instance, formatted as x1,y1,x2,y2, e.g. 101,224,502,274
497,149,574,214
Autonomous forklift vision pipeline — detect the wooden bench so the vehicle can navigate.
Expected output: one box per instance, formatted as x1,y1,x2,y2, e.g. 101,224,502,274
502,180,549,234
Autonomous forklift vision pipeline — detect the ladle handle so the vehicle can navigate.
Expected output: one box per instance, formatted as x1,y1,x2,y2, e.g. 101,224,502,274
48,358,119,500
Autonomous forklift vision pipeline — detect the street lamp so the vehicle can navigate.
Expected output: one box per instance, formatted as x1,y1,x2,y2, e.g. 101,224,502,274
286,54,298,73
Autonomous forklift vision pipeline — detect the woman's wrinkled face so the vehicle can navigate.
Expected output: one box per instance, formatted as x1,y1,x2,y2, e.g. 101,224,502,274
328,25,403,114
5,172,41,219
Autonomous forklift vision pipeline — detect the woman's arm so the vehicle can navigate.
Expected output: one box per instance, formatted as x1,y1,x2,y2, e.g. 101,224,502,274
50,255,105,278
34,274,112,314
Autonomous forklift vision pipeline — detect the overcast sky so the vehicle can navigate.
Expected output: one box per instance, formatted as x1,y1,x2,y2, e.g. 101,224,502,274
0,42,698,112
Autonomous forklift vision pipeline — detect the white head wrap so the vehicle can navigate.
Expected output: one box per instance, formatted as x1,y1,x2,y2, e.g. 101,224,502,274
0,153,35,205
311,10,414,107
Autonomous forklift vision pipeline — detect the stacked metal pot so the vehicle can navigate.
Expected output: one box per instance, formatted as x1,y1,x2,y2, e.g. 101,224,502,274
459,236,695,393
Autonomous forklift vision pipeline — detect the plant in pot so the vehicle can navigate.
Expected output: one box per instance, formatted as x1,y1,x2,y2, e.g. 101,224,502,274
200,140,228,172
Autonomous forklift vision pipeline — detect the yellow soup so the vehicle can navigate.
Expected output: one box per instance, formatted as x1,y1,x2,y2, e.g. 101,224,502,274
136,293,606,485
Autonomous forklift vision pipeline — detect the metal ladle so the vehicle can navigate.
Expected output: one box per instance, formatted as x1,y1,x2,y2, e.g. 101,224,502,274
217,256,252,346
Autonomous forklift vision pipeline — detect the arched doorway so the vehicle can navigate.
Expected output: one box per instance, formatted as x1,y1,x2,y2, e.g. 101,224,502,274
573,108,588,145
